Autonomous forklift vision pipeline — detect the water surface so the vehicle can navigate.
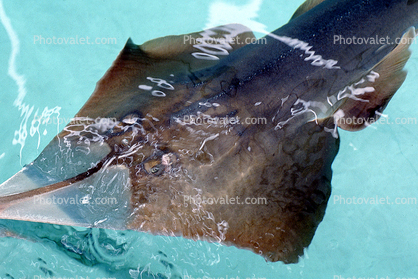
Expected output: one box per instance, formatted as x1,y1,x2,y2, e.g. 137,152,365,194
0,0,417,278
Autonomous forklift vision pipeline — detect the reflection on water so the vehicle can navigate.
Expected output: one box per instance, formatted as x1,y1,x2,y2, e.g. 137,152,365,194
0,220,182,278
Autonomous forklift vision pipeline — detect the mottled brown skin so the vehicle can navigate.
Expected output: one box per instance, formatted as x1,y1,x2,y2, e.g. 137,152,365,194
98,110,339,263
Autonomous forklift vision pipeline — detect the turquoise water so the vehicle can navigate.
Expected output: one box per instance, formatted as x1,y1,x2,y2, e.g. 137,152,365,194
0,0,418,278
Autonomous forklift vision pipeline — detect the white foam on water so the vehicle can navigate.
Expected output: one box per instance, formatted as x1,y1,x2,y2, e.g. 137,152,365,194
0,0,61,164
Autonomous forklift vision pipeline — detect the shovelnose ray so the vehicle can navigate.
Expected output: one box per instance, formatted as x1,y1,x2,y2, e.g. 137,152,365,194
1,0,418,263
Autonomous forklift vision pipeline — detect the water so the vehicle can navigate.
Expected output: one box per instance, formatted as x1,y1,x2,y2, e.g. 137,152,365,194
0,0,418,278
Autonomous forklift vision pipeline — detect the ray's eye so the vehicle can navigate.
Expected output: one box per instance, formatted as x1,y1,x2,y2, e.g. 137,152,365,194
144,159,164,176
150,164,164,176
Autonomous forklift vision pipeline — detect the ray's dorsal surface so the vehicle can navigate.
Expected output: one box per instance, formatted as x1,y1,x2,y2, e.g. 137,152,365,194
1,0,418,263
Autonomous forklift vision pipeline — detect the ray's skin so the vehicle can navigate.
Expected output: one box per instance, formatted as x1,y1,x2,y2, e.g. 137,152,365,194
1,0,418,263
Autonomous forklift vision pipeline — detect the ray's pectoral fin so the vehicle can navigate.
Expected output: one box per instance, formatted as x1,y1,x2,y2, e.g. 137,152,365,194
223,118,339,263
0,24,256,228
335,27,417,131
76,23,256,121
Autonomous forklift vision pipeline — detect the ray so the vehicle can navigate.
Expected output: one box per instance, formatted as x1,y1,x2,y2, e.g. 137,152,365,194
1,0,418,264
